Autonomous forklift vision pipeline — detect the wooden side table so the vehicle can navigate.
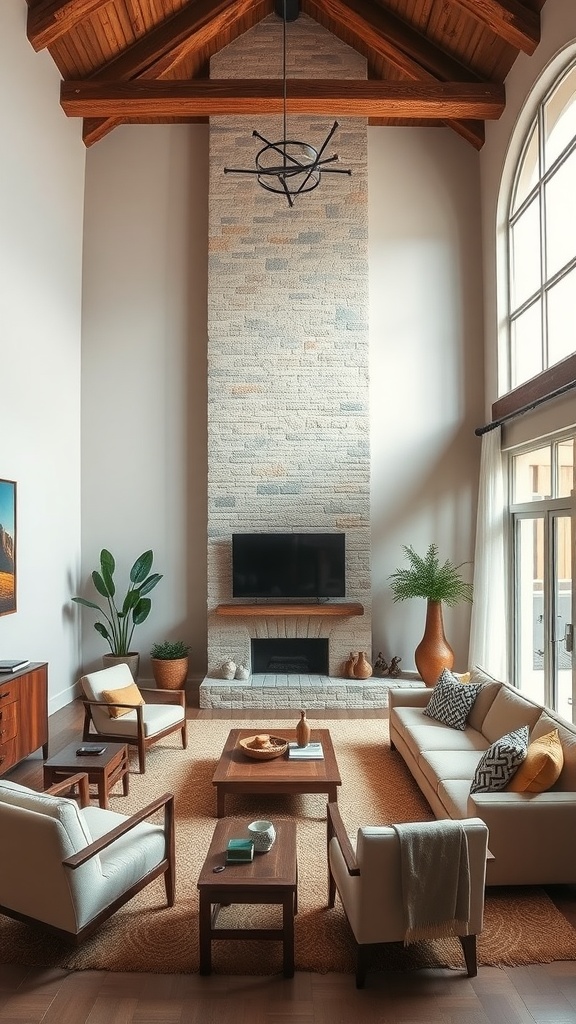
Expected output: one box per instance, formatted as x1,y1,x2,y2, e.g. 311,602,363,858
43,741,129,809
197,817,298,977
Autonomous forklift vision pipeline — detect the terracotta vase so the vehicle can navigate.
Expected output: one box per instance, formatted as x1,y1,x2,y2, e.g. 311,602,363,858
353,651,373,679
296,710,311,748
344,652,358,678
415,600,454,686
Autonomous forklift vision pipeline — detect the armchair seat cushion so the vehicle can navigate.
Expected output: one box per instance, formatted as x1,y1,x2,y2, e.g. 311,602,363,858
88,701,185,739
80,806,167,918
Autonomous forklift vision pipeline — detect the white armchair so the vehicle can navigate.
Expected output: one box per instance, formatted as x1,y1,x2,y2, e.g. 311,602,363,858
0,773,175,943
80,663,187,773
327,803,488,987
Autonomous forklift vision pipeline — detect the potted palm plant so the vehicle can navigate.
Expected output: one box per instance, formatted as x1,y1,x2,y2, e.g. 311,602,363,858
150,640,191,690
388,543,473,686
72,549,163,679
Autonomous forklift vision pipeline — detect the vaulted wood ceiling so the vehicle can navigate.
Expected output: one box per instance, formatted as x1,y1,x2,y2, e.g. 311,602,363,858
25,0,548,149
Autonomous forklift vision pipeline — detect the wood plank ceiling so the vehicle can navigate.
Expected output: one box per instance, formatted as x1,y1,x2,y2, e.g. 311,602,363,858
24,0,548,149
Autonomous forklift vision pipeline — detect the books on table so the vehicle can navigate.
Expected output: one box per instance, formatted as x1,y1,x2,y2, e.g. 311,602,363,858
0,659,30,673
288,741,324,760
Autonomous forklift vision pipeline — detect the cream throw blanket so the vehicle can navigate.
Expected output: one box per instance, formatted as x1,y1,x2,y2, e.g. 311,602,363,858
392,819,471,944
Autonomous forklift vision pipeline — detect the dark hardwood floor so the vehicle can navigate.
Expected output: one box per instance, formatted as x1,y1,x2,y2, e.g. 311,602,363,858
2,694,576,1024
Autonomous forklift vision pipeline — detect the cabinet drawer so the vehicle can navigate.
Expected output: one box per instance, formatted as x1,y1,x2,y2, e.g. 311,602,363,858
0,703,17,743
0,679,17,704
0,738,16,773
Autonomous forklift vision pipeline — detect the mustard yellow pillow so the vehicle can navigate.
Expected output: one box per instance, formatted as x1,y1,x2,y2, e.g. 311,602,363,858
101,681,145,719
506,729,563,793
455,671,471,684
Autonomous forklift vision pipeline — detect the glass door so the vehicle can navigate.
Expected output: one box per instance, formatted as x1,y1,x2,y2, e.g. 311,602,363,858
552,513,573,720
514,511,573,719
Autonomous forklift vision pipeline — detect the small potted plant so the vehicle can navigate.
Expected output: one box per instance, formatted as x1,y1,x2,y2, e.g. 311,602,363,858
72,549,163,679
150,639,191,690
388,543,473,686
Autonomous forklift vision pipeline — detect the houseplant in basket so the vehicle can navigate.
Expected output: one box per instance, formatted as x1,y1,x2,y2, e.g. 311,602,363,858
72,549,163,679
150,640,191,690
388,543,473,686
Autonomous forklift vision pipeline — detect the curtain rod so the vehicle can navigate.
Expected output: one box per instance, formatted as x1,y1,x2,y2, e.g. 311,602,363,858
475,377,576,437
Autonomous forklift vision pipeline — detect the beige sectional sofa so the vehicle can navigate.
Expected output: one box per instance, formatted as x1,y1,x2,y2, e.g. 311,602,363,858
389,670,576,886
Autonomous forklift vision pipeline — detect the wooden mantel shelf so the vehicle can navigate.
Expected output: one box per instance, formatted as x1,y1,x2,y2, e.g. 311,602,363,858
215,603,364,618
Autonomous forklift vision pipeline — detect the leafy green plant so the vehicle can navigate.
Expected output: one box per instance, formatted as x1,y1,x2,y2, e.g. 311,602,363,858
72,549,163,655
388,543,473,606
150,640,191,660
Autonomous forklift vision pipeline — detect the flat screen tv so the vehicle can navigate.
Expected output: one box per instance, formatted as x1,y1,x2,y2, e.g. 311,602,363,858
232,532,346,600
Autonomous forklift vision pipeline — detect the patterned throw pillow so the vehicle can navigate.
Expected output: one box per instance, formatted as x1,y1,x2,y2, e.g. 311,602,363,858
470,725,529,793
423,669,482,730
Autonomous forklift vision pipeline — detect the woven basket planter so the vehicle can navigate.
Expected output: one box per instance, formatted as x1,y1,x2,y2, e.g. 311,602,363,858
151,656,189,690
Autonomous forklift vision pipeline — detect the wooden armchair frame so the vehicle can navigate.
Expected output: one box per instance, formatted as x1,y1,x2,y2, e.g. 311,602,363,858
82,687,187,772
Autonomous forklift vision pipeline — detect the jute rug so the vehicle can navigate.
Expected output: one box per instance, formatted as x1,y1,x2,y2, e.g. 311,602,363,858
2,717,576,975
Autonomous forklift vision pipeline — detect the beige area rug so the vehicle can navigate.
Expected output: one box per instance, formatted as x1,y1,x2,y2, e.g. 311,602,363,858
2,718,576,976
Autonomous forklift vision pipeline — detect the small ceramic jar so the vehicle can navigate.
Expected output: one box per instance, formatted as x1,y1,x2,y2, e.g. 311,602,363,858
221,659,237,680
235,664,250,680
247,819,276,853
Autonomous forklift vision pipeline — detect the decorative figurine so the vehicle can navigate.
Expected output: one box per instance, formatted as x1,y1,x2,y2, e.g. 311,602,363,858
373,652,389,677
388,655,402,678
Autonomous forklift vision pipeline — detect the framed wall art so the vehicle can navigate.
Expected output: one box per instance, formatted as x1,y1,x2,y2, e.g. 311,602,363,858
0,479,16,616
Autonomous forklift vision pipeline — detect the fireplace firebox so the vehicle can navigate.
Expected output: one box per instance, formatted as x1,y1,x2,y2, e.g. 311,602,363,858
251,638,329,675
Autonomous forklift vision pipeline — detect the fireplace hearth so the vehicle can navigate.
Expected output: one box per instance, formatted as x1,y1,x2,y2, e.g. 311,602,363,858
252,638,329,675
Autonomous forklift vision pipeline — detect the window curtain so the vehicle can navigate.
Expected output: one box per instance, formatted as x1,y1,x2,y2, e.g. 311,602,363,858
468,426,507,678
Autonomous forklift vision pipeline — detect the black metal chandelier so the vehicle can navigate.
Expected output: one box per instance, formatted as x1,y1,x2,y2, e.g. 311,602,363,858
223,0,351,208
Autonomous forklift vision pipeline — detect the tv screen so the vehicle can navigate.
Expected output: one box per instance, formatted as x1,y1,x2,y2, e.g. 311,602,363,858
232,533,346,599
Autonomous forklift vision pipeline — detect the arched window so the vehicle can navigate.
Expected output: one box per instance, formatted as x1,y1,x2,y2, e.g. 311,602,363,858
506,61,576,392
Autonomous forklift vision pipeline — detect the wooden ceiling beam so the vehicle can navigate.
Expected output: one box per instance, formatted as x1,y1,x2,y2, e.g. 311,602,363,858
61,79,506,119
81,0,271,148
27,0,111,52
304,0,479,82
447,0,540,55
305,1,485,152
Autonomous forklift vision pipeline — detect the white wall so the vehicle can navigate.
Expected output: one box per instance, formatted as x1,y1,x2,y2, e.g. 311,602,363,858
369,127,484,672
80,125,209,686
0,2,85,712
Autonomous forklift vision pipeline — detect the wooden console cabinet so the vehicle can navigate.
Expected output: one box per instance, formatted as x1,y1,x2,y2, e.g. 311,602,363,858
0,662,48,776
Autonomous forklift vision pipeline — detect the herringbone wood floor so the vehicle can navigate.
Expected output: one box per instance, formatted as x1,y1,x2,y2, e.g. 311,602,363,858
2,695,576,1023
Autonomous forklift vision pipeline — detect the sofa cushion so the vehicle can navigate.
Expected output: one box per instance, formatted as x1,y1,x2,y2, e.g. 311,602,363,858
531,713,576,791
437,779,473,819
470,725,529,793
392,706,488,756
467,668,502,732
419,749,485,791
423,670,482,730
480,685,542,743
506,729,564,793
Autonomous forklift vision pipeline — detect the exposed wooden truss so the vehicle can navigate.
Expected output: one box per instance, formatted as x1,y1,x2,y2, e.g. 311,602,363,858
23,0,547,149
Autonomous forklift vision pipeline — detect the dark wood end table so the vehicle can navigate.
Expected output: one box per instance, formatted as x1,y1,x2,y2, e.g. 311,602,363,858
212,728,341,818
43,740,129,809
197,817,298,978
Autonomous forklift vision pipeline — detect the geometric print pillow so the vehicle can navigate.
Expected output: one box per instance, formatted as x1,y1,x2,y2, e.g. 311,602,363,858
423,669,482,730
470,725,529,793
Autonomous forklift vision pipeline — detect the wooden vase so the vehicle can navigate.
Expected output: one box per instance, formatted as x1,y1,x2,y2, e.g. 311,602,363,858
353,651,373,679
296,710,311,748
415,600,454,686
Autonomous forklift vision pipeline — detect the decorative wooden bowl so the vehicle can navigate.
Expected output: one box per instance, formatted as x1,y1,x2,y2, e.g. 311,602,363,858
239,734,288,760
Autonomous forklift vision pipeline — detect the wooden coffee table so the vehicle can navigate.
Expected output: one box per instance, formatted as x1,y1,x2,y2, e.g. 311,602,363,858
197,816,297,977
212,728,341,818
43,740,129,809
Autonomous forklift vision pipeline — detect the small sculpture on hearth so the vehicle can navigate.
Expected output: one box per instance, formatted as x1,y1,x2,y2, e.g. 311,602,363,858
388,655,402,678
373,652,389,677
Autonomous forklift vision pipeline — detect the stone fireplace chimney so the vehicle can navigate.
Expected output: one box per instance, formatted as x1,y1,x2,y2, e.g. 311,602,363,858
205,13,371,691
